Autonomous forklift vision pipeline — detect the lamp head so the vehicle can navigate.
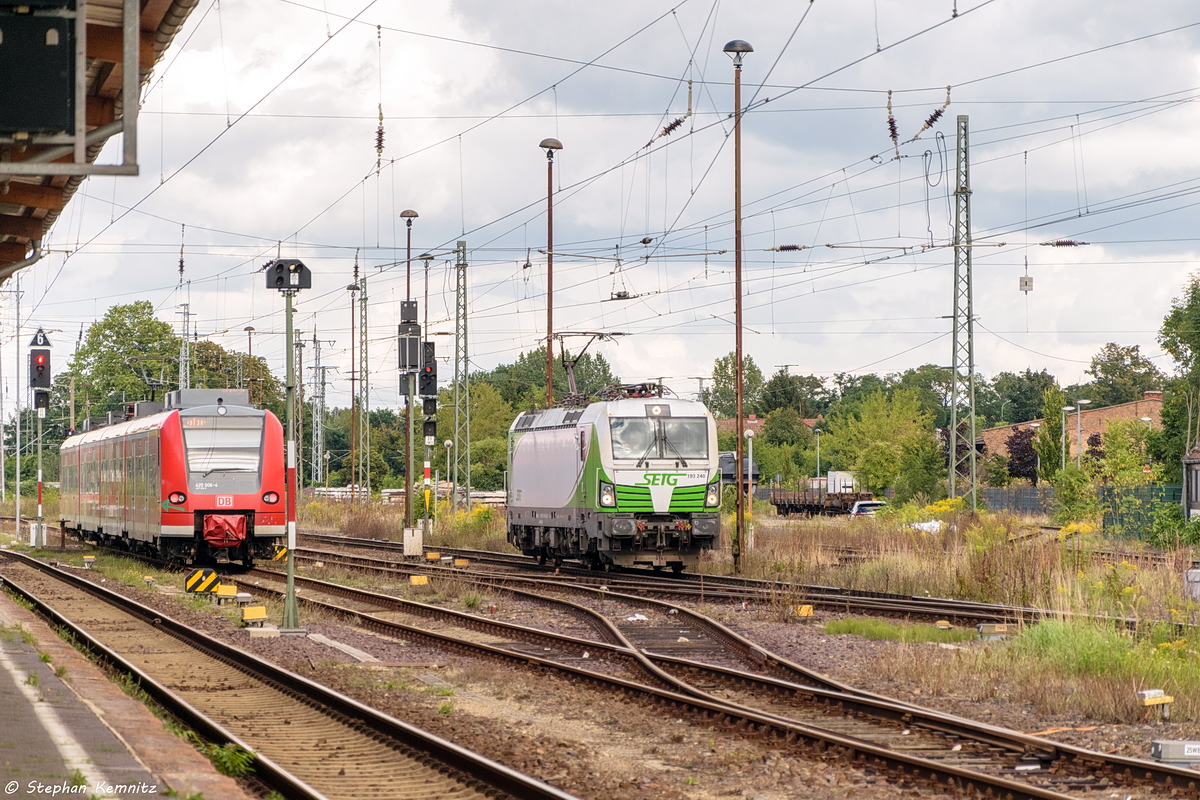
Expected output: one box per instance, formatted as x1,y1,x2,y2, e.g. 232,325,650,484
540,137,563,159
400,209,418,227
418,253,434,263
744,429,755,439
1062,406,1075,412
244,326,254,332
1077,399,1092,405
723,39,753,66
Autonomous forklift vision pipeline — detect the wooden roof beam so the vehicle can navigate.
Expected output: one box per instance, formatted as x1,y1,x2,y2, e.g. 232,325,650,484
0,184,65,211
0,242,31,263
0,216,44,240
86,24,156,70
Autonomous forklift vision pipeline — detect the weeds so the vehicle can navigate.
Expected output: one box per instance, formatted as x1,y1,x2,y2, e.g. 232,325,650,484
201,742,255,777
38,651,52,663
461,591,482,609
55,665,68,679
437,701,454,714
24,672,38,687
825,617,975,644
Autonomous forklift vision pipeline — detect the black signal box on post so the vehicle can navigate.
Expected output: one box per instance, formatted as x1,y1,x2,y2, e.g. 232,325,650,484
400,301,417,323
398,322,420,371
418,341,437,396
33,390,49,410
265,258,312,290
423,419,437,438
422,398,438,416
29,349,50,388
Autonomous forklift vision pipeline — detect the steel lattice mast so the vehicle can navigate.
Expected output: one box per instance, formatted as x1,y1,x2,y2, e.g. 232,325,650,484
309,332,326,485
948,114,977,508
357,273,370,496
452,241,471,510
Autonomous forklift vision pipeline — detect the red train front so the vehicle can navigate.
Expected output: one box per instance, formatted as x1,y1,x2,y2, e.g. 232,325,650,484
60,389,286,566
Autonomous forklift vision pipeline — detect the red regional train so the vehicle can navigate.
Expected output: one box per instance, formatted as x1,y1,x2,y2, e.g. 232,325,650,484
59,389,286,566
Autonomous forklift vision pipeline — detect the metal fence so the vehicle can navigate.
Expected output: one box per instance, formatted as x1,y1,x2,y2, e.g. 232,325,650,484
982,484,1182,540
982,486,1056,515
1100,484,1181,538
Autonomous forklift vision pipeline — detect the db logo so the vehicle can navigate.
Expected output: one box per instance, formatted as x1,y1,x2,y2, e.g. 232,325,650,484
216,496,234,507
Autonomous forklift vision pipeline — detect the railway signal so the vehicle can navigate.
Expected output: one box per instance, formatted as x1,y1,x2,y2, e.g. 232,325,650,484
419,341,437,396
266,257,309,633
29,348,50,388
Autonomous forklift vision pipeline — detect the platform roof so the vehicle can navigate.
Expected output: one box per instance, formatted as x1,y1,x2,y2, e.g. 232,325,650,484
0,0,199,284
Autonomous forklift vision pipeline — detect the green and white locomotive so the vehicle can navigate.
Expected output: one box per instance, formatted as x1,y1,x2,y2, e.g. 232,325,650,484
506,383,721,572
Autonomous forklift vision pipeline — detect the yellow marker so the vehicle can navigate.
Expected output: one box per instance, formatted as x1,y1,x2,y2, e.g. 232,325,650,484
454,558,469,567
410,575,429,586
426,552,441,561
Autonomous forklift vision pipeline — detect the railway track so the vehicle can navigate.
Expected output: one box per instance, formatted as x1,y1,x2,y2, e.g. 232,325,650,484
257,549,1200,798
13,529,1200,795
0,550,577,800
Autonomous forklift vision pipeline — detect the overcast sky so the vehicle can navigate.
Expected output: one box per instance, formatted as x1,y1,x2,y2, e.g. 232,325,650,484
7,0,1200,412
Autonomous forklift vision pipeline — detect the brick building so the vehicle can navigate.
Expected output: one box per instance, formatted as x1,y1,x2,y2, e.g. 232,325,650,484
980,391,1162,462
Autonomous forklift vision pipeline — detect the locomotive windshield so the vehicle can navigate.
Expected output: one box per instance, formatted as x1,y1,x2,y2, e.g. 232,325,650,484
182,415,265,474
610,417,708,461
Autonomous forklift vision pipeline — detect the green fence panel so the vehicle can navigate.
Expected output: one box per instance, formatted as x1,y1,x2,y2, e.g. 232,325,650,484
1100,484,1181,539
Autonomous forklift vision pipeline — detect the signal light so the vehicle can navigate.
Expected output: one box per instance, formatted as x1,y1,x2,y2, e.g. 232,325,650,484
264,258,311,291
33,390,49,410
29,349,50,388
423,420,437,438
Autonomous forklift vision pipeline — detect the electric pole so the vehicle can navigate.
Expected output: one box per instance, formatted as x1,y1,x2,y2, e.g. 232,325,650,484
948,114,977,509
452,241,471,511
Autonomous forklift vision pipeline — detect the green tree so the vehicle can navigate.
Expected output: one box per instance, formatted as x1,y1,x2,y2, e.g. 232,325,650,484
758,370,829,417
1157,273,1200,472
1084,343,1164,408
703,352,763,418
760,408,812,447
65,302,178,415
824,388,936,496
992,369,1058,425
892,364,954,429
1034,385,1067,482
472,346,618,410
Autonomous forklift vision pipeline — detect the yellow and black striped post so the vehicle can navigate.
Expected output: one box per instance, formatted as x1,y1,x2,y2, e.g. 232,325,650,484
185,568,218,593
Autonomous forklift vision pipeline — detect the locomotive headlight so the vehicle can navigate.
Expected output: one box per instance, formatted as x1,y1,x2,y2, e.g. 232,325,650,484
599,481,616,508
168,492,187,505
263,492,280,504
705,485,720,507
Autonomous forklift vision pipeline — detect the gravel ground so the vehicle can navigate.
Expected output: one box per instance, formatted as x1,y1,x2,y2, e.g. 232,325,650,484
18,558,1200,799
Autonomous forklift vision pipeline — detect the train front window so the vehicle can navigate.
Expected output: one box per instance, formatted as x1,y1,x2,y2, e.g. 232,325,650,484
610,417,708,461
182,416,264,474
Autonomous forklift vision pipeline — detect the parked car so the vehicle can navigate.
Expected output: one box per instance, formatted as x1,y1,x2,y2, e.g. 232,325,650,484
848,500,886,517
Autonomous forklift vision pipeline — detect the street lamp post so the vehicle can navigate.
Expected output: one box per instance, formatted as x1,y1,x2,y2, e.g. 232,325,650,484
266,258,311,634
400,209,418,530
1060,405,1074,471
443,439,454,516
540,137,563,409
1029,422,1041,478
1000,399,1011,425
724,37,752,573
744,428,755,550
244,326,255,404
814,428,822,488
1140,416,1153,430
1075,399,1091,468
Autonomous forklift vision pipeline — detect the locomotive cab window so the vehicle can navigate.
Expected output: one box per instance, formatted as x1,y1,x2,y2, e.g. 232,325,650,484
181,414,265,489
610,417,708,461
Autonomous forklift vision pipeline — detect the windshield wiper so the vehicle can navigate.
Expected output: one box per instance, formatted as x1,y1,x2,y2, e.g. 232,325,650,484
636,435,659,468
661,435,689,468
